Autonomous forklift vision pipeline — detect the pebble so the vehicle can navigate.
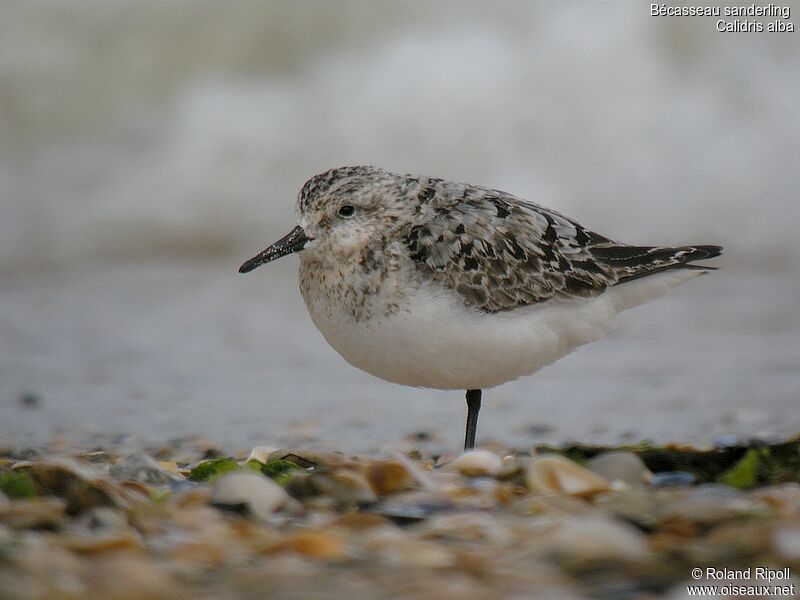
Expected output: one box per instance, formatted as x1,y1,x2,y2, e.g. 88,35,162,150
526,455,613,497
0,497,66,529
14,460,117,516
751,483,800,516
87,506,128,530
587,451,651,485
328,469,379,504
419,512,514,546
773,525,800,559
650,471,696,487
1,438,799,599
595,488,676,530
542,515,651,563
87,554,179,600
362,528,455,568
280,530,347,560
109,452,177,485
211,471,288,520
713,434,743,448
668,484,758,524
446,449,503,477
365,460,416,495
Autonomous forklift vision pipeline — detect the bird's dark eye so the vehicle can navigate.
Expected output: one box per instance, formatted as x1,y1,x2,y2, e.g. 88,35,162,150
338,205,355,218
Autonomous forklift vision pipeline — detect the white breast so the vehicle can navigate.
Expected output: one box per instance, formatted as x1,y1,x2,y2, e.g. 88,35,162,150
302,266,706,391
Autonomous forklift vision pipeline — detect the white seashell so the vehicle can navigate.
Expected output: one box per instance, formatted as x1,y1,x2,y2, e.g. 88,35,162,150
587,451,652,485
211,472,288,520
446,450,503,477
526,455,612,497
246,447,278,463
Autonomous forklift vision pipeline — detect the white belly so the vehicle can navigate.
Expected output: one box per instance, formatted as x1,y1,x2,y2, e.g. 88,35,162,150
303,269,705,390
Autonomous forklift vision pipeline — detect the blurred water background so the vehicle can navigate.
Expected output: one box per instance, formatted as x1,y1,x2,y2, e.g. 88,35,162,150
2,1,798,453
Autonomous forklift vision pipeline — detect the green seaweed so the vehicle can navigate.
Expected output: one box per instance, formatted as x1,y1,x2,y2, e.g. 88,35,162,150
247,459,303,485
0,471,37,499
531,438,800,488
718,448,762,488
188,457,239,482
717,444,800,489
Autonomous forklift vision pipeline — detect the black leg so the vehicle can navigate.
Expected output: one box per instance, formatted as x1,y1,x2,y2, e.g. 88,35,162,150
464,389,482,451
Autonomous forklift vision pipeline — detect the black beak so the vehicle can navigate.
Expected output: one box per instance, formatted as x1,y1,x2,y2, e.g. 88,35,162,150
239,226,311,273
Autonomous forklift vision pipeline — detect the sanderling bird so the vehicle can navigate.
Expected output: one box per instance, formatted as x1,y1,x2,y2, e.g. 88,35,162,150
240,166,721,451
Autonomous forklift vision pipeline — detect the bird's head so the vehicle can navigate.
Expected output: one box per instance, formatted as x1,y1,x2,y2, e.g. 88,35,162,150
239,166,410,273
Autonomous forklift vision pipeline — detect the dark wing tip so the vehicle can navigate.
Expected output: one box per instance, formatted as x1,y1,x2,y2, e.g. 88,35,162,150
591,243,723,285
691,246,722,260
687,245,723,261
238,259,258,273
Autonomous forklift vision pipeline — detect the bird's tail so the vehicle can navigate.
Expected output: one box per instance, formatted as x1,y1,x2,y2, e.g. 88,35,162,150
591,244,723,284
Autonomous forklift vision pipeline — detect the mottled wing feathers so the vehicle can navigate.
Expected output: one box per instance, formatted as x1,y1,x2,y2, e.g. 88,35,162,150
402,179,721,312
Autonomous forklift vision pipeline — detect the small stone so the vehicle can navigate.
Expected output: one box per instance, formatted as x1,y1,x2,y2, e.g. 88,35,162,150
199,447,222,460
419,512,514,546
596,488,677,530
362,528,455,568
211,471,288,519
110,452,177,485
446,450,503,477
286,470,377,509
526,455,612,497
587,451,651,485
668,484,759,524
281,530,347,560
76,450,114,465
328,469,379,504
11,448,40,461
371,492,455,525
87,554,179,600
542,515,650,564
88,506,128,530
526,423,555,436
19,392,40,408
773,525,800,559
7,543,86,597
495,455,528,486
511,494,593,517
713,434,743,448
168,540,227,568
18,459,117,515
55,530,143,553
156,461,179,474
650,471,696,487
329,512,391,531
0,498,66,529
751,483,800,516
365,460,416,495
